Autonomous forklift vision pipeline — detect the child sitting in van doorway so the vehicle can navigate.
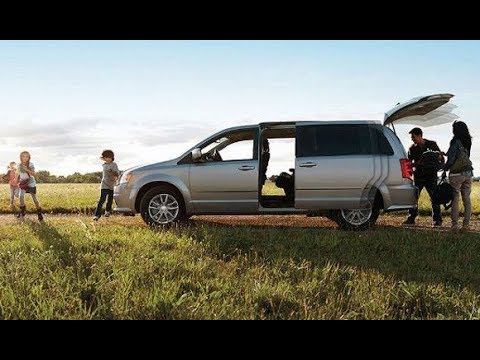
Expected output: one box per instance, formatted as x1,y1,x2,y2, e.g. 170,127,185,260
93,150,120,221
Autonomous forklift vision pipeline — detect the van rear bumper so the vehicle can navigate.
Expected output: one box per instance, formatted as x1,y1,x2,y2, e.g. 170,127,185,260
383,184,418,211
383,205,416,212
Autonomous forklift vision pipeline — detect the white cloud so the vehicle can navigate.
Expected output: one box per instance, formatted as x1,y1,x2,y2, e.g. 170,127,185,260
0,117,221,175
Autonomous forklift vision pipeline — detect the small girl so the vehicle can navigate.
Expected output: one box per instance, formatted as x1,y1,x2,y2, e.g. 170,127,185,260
2,162,20,213
17,151,43,221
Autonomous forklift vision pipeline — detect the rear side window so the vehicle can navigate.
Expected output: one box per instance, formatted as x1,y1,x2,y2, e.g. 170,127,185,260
374,128,394,155
297,125,371,157
297,124,394,157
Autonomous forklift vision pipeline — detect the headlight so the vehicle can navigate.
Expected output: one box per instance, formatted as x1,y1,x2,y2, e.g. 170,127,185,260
119,171,133,184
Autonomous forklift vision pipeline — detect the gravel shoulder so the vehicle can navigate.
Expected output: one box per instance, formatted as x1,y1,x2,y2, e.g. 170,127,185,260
1,213,479,233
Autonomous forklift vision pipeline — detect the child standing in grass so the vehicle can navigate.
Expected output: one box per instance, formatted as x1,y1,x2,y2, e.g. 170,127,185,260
93,150,119,221
18,151,43,222
2,161,20,214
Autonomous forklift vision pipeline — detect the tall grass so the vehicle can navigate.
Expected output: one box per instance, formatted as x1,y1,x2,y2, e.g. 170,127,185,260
0,184,99,214
0,216,480,319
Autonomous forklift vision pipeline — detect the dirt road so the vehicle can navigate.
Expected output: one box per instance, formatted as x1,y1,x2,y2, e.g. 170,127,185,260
1,213,479,233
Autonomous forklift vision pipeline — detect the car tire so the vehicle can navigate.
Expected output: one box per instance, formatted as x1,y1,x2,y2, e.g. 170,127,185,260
140,186,186,228
332,198,381,231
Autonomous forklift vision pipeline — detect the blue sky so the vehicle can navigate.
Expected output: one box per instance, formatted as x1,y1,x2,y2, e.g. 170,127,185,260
0,40,479,175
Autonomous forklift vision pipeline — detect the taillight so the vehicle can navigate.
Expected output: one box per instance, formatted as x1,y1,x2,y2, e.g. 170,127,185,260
400,159,413,179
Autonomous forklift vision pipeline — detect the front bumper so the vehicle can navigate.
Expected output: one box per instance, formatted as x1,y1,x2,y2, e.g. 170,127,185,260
113,183,137,214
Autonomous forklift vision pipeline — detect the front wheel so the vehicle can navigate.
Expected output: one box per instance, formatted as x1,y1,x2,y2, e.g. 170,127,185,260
332,201,381,231
140,186,186,227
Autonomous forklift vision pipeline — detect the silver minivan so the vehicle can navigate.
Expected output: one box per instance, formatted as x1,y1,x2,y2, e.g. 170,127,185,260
114,93,456,230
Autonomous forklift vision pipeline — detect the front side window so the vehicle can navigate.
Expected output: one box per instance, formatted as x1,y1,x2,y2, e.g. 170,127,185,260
200,129,257,162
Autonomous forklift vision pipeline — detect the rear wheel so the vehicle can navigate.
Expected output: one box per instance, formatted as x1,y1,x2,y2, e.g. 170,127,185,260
140,186,186,228
332,200,381,231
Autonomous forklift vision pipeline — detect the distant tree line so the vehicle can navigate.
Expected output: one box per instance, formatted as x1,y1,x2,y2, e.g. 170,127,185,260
0,170,103,184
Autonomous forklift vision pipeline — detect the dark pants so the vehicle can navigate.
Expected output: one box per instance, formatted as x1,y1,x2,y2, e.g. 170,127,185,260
95,189,114,217
408,179,442,223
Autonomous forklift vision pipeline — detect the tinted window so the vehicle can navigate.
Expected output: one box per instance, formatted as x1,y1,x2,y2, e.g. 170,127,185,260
297,125,394,157
373,128,394,155
297,125,373,157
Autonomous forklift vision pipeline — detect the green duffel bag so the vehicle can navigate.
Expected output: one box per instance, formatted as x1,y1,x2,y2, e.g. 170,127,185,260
450,143,472,174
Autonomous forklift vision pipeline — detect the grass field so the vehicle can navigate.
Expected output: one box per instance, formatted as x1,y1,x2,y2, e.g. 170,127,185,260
1,182,479,216
0,215,479,319
1,182,480,319
0,184,100,214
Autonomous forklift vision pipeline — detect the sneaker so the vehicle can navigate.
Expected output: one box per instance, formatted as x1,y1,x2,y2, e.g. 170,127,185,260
93,216,100,221
433,221,443,228
402,219,415,226
105,211,111,218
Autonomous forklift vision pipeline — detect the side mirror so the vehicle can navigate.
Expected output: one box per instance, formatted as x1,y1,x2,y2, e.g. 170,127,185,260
192,148,202,162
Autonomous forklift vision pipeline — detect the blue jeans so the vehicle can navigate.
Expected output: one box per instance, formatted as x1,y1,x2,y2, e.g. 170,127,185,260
95,189,114,217
408,180,442,223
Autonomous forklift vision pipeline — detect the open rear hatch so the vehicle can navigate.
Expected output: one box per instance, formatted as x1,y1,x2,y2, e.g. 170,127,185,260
384,93,458,127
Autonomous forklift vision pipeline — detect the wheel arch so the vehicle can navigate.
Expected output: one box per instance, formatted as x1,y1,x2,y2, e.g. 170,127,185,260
360,185,386,209
375,187,385,209
135,181,190,213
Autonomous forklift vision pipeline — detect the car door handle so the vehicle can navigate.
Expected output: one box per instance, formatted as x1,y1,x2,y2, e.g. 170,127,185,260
238,165,256,171
299,162,317,168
